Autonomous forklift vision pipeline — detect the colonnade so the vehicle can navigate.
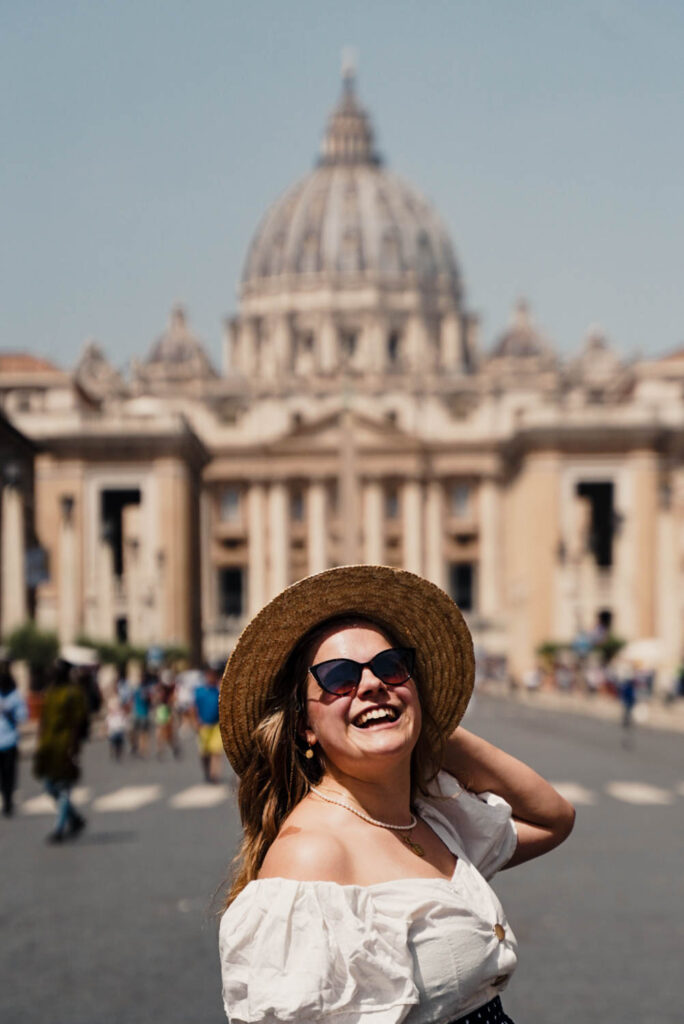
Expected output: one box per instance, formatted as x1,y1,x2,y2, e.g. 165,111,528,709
240,475,501,618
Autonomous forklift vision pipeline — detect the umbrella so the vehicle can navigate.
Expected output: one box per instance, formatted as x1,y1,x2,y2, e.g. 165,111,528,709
620,638,663,668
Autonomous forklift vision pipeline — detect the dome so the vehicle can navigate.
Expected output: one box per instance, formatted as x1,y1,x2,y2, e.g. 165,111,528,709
144,305,216,378
241,72,461,299
492,300,553,359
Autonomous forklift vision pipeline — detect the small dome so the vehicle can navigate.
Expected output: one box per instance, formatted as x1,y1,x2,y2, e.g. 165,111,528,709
147,303,211,372
492,300,553,359
241,73,460,298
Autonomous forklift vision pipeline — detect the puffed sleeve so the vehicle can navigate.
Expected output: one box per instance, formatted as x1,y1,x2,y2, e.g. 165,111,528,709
219,878,418,1023
417,771,518,880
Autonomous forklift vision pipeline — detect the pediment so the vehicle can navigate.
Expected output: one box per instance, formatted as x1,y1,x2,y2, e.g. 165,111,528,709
268,408,419,455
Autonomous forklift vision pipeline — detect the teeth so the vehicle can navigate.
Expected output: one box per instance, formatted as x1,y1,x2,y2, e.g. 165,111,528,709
355,707,398,727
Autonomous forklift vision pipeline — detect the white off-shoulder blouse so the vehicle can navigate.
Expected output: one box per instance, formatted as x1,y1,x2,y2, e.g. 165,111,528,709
219,772,519,1023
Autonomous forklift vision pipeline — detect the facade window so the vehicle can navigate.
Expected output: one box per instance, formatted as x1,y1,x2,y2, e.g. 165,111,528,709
385,486,399,520
298,231,320,273
449,482,471,518
576,481,615,568
290,489,305,522
339,230,363,273
387,331,401,368
340,331,358,360
449,562,475,612
101,488,141,577
220,486,241,523
218,567,244,618
380,230,402,276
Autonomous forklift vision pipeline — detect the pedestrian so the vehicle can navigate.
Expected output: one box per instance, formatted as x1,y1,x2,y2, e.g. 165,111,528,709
619,664,637,741
105,696,127,761
218,565,575,1023
33,660,89,843
193,666,222,783
154,670,180,759
130,672,154,757
0,655,27,817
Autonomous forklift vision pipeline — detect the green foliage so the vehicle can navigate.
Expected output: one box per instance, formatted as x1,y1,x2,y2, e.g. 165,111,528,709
161,644,189,665
4,621,59,669
595,634,626,664
535,641,565,666
75,634,146,667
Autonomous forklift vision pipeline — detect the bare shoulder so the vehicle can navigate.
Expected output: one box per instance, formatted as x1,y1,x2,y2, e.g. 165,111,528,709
258,806,352,883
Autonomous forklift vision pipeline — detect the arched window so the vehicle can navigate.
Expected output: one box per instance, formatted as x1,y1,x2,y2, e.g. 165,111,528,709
380,229,402,276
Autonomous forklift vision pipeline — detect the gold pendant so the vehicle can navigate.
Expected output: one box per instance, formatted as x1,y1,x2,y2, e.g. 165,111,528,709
403,834,425,857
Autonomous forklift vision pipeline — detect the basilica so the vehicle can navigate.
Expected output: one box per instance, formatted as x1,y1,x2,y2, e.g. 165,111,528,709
2,71,684,685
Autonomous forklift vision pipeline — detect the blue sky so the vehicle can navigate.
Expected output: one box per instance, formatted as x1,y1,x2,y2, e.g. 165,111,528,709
2,0,683,369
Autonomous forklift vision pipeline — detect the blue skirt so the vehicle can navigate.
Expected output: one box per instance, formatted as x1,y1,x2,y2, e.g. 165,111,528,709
449,996,515,1024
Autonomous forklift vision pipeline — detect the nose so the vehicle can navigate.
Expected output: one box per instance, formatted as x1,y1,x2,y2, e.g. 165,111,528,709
356,665,389,700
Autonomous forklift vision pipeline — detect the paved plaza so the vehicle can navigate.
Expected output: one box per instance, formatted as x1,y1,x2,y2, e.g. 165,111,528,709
1,695,682,1023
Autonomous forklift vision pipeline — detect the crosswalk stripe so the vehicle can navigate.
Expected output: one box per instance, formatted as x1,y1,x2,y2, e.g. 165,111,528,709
21,786,91,815
605,782,674,805
169,784,229,809
549,782,597,805
92,784,162,812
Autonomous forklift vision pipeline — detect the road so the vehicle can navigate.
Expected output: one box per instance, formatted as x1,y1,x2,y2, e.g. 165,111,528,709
1,694,682,1024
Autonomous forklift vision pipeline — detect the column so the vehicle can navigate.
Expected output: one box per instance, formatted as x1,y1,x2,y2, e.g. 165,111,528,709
97,537,115,639
402,479,423,575
248,483,267,615
1,481,27,632
268,482,288,598
271,315,292,375
440,313,462,371
656,485,679,694
318,315,337,374
340,409,359,565
58,496,78,644
307,481,327,575
363,480,383,564
478,478,500,619
425,480,445,589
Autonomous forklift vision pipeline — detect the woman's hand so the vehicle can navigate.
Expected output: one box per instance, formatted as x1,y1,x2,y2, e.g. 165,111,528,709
442,726,575,867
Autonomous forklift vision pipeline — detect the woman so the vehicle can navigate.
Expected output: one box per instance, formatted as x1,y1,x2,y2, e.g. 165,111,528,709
33,659,89,843
218,565,575,1023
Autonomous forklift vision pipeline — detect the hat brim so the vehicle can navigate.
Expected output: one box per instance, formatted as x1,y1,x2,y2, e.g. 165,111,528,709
219,564,474,777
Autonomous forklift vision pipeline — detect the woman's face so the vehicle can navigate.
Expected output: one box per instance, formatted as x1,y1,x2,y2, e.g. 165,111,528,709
303,624,422,778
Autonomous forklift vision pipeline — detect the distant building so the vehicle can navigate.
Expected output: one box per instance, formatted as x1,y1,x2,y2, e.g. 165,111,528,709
2,71,684,684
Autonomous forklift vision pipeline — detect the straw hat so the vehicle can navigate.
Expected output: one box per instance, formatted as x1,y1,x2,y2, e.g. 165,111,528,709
219,564,474,776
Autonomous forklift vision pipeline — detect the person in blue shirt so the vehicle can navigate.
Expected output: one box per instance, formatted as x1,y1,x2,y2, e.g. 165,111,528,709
193,666,221,783
0,657,27,817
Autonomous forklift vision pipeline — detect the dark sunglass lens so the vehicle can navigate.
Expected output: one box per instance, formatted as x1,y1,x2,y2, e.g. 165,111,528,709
372,649,413,686
316,660,359,695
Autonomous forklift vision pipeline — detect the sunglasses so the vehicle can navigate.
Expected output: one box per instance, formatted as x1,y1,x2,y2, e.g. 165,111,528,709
308,647,415,696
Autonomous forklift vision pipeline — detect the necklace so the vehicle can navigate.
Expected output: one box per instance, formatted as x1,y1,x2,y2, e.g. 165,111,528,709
310,786,426,857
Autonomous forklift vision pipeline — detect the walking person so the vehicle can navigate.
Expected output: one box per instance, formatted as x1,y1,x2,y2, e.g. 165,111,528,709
105,695,128,761
130,671,154,757
193,666,222,783
33,660,89,843
154,670,181,759
0,656,27,817
218,565,575,1023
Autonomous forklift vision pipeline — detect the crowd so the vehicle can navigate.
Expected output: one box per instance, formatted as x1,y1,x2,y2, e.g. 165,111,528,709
0,652,224,843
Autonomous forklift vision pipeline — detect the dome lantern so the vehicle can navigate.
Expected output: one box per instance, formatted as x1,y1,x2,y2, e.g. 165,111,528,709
318,67,381,167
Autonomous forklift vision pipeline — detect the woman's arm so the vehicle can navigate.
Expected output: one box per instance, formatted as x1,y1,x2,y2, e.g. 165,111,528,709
442,726,575,867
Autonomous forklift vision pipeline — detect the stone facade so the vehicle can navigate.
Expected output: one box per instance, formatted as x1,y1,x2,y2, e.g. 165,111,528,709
2,73,684,687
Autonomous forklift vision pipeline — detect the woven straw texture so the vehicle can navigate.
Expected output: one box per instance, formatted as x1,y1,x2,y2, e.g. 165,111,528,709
219,565,474,777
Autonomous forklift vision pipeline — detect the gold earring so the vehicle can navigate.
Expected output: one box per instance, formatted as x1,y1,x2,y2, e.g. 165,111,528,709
305,744,315,760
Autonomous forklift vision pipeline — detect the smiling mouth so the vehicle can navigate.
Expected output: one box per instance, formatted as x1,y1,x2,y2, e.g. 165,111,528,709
352,706,400,729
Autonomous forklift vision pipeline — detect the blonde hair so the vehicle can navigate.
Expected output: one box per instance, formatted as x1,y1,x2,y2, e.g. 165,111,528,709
224,615,444,907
